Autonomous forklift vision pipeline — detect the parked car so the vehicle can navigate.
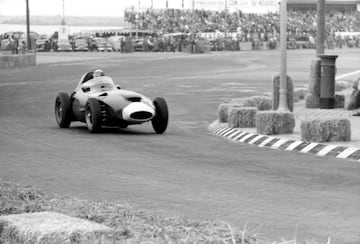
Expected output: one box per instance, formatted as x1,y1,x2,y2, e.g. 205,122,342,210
57,39,72,51
74,38,88,51
89,37,112,52
133,38,144,51
36,35,49,51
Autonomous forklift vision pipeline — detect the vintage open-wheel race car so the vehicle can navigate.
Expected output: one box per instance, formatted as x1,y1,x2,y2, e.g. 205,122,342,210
55,70,168,134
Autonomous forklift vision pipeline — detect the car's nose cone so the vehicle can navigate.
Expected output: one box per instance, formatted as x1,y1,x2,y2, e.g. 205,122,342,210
122,102,155,122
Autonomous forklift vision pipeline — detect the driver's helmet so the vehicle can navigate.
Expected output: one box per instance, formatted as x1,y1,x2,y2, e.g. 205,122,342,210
93,69,105,78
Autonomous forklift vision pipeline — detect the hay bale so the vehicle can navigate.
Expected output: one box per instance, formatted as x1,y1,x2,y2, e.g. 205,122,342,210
0,212,113,244
228,97,257,107
256,111,295,135
228,107,257,128
218,103,244,122
252,96,272,111
344,90,360,110
293,87,308,103
308,59,321,96
352,78,360,90
335,80,351,92
229,96,272,111
301,118,351,142
335,94,345,108
272,74,294,112
344,79,360,110
305,94,320,108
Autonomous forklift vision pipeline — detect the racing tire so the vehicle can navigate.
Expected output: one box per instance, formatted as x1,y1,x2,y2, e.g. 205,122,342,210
85,99,102,133
55,92,72,128
151,97,169,134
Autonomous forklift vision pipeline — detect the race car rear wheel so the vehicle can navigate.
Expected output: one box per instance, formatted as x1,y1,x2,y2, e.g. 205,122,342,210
151,97,169,134
55,92,72,128
85,99,102,133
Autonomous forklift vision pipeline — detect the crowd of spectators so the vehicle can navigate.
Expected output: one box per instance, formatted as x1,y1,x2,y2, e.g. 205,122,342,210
125,8,360,48
2,8,360,54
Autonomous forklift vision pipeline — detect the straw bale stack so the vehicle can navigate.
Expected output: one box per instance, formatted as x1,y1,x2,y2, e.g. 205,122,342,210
0,211,113,244
305,94,320,108
228,107,257,128
301,118,351,142
252,96,272,111
344,79,360,110
219,96,273,123
335,94,345,108
228,96,272,111
256,111,295,135
293,87,307,103
227,97,257,107
335,80,351,91
218,103,244,123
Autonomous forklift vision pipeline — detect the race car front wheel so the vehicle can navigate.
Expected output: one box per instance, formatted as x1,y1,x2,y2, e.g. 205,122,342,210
151,97,169,134
55,92,72,128
85,99,102,133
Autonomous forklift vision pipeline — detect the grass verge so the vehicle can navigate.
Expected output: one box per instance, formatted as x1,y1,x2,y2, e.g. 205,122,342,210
0,180,330,244
0,180,257,243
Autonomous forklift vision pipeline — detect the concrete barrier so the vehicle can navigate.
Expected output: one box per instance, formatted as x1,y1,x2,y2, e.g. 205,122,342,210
0,53,36,69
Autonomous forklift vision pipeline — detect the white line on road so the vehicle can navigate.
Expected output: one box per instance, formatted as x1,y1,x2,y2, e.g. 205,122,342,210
336,70,360,80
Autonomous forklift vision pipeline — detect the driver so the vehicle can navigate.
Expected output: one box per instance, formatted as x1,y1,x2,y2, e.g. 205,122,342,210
93,69,105,78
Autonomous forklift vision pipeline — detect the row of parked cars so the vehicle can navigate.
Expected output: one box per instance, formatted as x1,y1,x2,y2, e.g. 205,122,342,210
46,37,113,52
1,30,149,53
38,35,146,52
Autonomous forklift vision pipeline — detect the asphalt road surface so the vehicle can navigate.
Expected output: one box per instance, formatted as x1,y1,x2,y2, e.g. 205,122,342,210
1,49,360,243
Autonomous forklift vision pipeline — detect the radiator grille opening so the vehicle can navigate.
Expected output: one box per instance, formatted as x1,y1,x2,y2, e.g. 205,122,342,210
130,111,152,120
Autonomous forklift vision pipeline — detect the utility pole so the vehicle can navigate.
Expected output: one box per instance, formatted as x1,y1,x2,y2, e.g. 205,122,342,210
224,0,227,38
316,0,325,56
61,0,66,25
26,0,31,50
278,0,289,112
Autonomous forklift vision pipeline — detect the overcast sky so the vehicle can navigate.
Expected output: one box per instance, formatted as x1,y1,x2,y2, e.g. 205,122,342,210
0,0,192,17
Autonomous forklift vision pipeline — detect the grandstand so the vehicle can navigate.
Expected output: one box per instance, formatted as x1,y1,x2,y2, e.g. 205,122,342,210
288,0,360,12
125,0,360,14
125,0,279,14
